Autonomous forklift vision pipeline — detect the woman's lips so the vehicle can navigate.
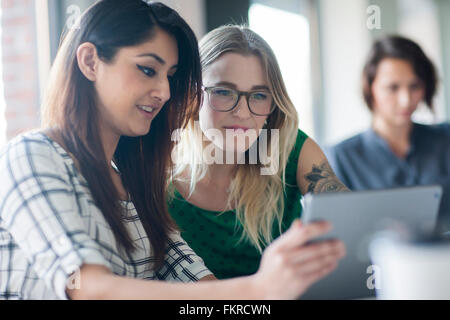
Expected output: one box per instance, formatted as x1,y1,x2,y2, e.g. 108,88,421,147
136,105,160,119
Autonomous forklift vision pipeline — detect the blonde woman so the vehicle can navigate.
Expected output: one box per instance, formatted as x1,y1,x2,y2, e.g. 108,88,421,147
169,25,348,280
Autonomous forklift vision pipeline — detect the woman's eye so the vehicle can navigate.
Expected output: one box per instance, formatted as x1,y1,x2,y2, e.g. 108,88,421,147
387,85,399,92
213,89,233,96
137,65,156,77
251,92,268,100
410,83,422,91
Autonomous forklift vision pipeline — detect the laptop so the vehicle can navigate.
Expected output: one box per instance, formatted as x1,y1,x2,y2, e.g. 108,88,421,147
300,185,443,300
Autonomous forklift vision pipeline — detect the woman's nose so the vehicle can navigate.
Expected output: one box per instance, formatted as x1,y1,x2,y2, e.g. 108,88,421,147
152,76,171,103
232,95,252,118
398,88,412,108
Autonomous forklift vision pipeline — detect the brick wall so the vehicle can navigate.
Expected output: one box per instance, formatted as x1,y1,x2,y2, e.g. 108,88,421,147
1,0,40,140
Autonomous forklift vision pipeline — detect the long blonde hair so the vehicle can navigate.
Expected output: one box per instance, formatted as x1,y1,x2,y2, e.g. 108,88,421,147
171,25,299,252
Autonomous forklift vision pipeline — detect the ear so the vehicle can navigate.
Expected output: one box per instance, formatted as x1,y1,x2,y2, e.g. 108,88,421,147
76,42,99,81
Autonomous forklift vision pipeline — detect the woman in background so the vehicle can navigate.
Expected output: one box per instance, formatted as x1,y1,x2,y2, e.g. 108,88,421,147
326,35,450,232
169,25,347,280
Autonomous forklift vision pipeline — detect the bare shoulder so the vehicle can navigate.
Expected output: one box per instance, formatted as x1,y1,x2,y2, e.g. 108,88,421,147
296,138,350,195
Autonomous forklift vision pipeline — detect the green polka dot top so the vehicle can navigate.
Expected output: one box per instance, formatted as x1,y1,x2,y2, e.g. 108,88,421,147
168,129,308,279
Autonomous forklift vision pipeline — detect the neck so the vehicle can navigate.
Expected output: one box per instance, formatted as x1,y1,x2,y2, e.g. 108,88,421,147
372,116,412,144
99,124,121,165
206,161,236,189
200,137,243,187
372,116,414,158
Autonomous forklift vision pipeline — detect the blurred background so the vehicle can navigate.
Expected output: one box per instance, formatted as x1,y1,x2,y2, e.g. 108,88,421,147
0,0,449,147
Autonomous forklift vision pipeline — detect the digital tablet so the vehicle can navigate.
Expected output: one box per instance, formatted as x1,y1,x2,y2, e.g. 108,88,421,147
300,185,443,300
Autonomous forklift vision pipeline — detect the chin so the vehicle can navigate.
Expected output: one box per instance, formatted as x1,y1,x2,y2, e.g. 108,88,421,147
223,145,248,153
129,126,152,138
397,115,412,123
226,135,256,149
390,120,411,128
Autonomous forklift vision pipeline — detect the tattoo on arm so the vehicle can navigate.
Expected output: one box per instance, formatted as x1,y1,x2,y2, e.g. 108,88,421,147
304,160,350,194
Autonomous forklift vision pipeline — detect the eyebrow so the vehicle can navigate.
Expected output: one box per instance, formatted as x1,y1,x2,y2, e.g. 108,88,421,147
137,53,178,69
213,81,270,91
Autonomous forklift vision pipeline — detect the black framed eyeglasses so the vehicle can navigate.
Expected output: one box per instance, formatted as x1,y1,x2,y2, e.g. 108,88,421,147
202,86,275,116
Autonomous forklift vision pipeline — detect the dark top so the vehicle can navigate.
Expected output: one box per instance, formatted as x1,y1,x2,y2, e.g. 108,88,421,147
326,122,450,231
168,129,308,279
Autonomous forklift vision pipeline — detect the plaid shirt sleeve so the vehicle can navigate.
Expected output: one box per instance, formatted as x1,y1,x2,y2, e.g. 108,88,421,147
0,136,112,300
156,232,212,282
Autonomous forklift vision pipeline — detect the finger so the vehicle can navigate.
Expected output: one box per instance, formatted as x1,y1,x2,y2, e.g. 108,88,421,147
272,219,332,251
295,252,342,275
300,261,339,289
289,240,346,265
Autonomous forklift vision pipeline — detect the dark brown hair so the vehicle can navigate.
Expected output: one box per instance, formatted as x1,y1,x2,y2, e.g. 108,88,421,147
362,35,437,111
41,0,201,270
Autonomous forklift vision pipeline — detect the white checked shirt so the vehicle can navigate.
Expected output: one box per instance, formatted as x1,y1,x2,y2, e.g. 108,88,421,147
0,131,212,300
